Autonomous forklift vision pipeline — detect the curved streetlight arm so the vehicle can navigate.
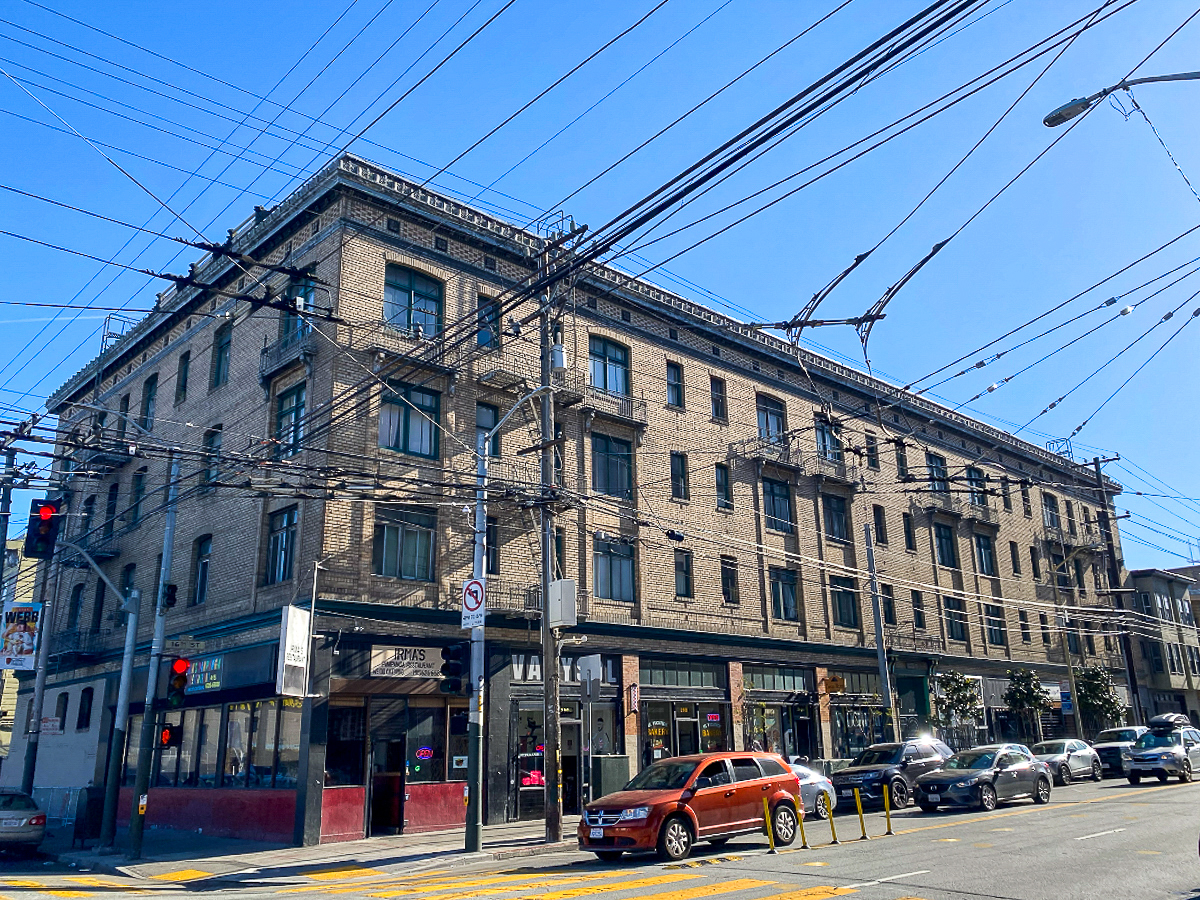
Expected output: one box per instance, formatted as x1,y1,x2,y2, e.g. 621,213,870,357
1044,70,1200,127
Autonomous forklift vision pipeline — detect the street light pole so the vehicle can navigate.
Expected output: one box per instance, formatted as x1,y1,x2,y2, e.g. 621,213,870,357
864,523,898,741
1044,70,1200,126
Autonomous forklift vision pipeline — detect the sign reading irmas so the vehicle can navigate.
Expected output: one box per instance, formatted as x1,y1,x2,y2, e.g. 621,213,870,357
370,645,443,679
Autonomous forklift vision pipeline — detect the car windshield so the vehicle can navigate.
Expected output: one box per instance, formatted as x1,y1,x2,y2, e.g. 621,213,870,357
625,760,698,791
1097,729,1139,743
1134,732,1180,750
1033,741,1069,755
943,750,997,770
852,745,902,766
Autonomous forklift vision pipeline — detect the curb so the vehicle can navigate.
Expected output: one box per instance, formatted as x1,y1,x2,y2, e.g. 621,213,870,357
48,839,581,882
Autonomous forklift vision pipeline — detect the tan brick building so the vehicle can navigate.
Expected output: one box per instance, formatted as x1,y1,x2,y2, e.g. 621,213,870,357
6,154,1131,844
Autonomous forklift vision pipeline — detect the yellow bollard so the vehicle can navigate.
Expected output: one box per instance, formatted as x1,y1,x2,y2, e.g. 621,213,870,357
883,782,894,835
828,798,840,845
797,798,810,850
853,788,870,840
763,797,777,854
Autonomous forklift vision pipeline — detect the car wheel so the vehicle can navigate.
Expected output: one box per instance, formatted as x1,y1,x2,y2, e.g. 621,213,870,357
1181,761,1193,784
595,851,624,862
890,778,910,809
978,783,998,812
1091,760,1102,782
656,815,693,861
1128,773,1142,785
814,791,832,820
918,802,939,813
1034,777,1051,804
1058,764,1071,786
1157,772,1171,783
772,803,798,847
708,837,729,847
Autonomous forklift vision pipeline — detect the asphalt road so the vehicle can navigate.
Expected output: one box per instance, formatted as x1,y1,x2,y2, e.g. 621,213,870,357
3,778,1199,899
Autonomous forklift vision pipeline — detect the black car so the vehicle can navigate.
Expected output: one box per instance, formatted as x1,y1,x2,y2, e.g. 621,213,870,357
830,738,953,809
914,744,1053,812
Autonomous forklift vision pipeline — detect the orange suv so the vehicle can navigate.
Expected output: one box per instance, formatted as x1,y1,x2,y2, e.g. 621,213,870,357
578,751,802,861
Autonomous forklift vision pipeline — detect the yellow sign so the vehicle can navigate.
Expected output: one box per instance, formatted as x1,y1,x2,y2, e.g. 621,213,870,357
823,675,846,694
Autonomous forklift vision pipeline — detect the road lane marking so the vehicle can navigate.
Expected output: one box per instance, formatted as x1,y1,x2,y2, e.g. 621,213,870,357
802,861,829,866
972,843,993,848
1136,850,1161,855
515,873,702,900
65,876,148,894
281,870,452,893
755,888,858,899
304,865,387,881
367,872,625,898
932,838,958,842
990,828,1014,832
150,870,213,883
844,870,930,889
620,878,776,900
1075,827,1125,841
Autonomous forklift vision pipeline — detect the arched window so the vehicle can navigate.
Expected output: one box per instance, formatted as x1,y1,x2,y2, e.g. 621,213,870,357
67,583,84,630
54,691,69,728
384,265,442,335
76,687,94,730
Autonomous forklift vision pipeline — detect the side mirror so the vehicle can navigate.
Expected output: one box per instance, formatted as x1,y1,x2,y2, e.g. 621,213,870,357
693,776,712,790
900,759,910,769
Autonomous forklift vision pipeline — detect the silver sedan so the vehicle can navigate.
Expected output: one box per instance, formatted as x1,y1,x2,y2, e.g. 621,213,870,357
0,790,46,853
789,764,837,819
1032,739,1101,785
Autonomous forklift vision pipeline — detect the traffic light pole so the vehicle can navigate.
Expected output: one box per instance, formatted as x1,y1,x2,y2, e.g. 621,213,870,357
99,588,140,848
128,452,180,860
19,555,58,796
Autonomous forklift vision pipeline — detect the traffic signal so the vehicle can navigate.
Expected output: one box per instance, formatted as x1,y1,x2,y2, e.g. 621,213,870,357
163,584,178,608
158,722,183,749
439,643,469,695
23,500,61,559
166,657,190,708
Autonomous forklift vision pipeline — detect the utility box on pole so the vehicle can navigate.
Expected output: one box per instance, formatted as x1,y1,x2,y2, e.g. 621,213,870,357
548,579,576,629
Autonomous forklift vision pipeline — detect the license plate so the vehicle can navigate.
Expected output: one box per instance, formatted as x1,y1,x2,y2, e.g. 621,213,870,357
590,827,604,838
926,793,940,803
1,818,22,827
839,789,853,797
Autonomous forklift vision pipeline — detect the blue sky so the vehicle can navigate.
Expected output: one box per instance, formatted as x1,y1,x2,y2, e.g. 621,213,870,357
0,0,1197,567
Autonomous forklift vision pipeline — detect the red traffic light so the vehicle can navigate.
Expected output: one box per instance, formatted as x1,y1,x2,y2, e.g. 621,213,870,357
171,658,191,675
38,504,54,521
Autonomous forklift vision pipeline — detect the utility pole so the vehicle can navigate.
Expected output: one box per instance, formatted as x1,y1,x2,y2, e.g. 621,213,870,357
539,257,562,844
466,429,487,853
20,555,58,795
0,448,16,594
1047,547,1082,739
863,523,898,741
1093,456,1143,725
99,588,140,848
128,451,180,859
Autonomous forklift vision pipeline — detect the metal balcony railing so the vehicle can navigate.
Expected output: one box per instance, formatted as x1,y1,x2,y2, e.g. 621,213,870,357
918,490,963,517
259,329,318,384
885,627,943,654
579,383,648,426
964,501,998,525
60,534,121,568
729,435,807,471
74,440,133,475
809,453,858,485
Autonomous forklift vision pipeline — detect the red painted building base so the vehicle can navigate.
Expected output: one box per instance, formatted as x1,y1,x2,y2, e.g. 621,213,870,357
116,787,295,844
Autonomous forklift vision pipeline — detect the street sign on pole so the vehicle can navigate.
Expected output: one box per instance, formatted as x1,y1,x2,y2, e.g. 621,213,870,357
165,638,205,655
462,578,486,629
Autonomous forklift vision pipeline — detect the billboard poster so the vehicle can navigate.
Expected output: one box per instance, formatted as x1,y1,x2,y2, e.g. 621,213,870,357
1,601,41,670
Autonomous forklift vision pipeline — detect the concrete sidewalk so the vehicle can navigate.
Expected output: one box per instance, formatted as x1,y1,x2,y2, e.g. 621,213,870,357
45,818,581,882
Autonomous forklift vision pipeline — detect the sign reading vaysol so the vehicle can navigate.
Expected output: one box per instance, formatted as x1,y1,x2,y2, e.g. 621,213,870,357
370,645,443,679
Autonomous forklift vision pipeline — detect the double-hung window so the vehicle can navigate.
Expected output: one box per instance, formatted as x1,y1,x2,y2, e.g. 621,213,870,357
594,540,634,602
872,505,888,544
139,374,158,432
911,591,926,629
945,596,967,641
903,512,916,551
175,351,190,405
720,556,739,604
265,507,298,585
476,403,500,457
763,477,792,533
130,469,146,525
895,442,909,478
771,568,799,621
756,396,785,441
372,507,437,581
211,323,231,389
1042,493,1061,529
823,494,849,541
974,533,996,577
592,433,632,499
588,336,629,396
926,453,948,493
670,452,689,500
674,550,693,597
865,433,879,470
280,280,313,344
379,382,439,458
881,584,896,625
202,426,222,486
985,604,1006,645
384,265,442,335
477,295,500,348
275,382,306,458
193,536,212,606
815,419,842,461
934,523,957,568
830,576,858,628
666,362,684,408
966,467,987,506
710,376,727,420
715,463,733,510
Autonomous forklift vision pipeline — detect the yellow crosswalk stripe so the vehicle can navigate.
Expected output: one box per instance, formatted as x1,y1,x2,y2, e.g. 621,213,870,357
755,888,858,900
304,865,387,881
43,892,90,898
65,876,148,894
513,873,702,900
378,872,648,900
150,869,213,882
280,869,451,893
619,878,777,900
2,882,45,889
366,871,624,898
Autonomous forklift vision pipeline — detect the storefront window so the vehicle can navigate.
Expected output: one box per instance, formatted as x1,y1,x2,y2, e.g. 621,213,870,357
276,699,303,788
250,700,278,787
123,714,142,785
640,659,726,689
406,705,446,783
156,711,183,786
326,704,366,786
643,701,671,765
196,708,220,786
831,706,887,760
744,665,812,693
224,703,252,786
698,703,727,752
586,705,619,755
177,709,199,786
516,705,545,818
744,703,814,759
